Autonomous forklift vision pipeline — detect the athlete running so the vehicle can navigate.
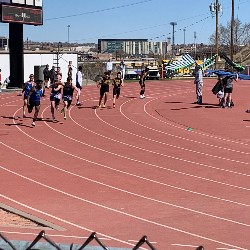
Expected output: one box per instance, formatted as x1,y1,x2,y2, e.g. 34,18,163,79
50,74,63,121
27,80,43,127
22,74,35,118
112,72,124,108
61,77,78,120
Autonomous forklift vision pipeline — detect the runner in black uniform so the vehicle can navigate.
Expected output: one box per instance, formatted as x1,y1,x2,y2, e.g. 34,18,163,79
139,67,149,99
50,74,63,121
61,77,78,120
97,72,111,108
112,72,124,108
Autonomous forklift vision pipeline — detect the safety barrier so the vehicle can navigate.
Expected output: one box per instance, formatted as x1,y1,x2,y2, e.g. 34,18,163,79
0,230,204,250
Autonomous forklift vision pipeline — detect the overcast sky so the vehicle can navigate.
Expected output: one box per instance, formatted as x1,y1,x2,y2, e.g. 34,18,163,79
0,0,250,44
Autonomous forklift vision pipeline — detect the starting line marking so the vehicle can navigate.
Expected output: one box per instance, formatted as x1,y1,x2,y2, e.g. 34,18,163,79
172,243,200,248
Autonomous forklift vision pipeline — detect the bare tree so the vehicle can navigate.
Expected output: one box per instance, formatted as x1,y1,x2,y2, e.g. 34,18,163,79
210,18,250,47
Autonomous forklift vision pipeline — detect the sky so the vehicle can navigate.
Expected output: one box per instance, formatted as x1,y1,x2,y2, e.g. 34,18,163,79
1,0,250,45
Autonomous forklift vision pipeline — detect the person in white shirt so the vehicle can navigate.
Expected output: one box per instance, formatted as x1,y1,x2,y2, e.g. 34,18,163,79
120,60,126,80
106,59,113,74
194,64,203,105
76,66,83,106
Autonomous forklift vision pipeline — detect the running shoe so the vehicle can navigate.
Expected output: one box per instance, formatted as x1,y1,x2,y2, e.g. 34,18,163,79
31,122,35,127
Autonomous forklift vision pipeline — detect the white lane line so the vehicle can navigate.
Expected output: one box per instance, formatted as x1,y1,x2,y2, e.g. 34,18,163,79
0,194,141,249
120,98,250,154
37,109,250,207
143,94,250,146
0,170,247,250
97,99,250,166
172,243,200,248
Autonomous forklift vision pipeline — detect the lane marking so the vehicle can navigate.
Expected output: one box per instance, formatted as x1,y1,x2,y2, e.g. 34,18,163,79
0,170,247,250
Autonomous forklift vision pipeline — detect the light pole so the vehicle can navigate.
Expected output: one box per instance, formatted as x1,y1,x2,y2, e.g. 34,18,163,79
57,42,62,70
170,22,177,56
230,0,234,61
194,31,197,59
183,28,186,48
67,25,70,44
210,1,222,68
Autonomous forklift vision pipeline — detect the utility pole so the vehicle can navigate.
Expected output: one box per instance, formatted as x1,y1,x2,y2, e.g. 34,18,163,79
183,28,186,47
194,31,197,59
210,1,222,68
230,0,234,61
67,25,70,44
170,22,177,56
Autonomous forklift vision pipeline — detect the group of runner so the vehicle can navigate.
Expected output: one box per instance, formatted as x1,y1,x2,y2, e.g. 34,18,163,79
21,65,130,127
22,73,79,126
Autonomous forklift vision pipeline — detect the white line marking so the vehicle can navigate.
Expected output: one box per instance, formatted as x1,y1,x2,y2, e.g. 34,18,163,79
0,173,247,250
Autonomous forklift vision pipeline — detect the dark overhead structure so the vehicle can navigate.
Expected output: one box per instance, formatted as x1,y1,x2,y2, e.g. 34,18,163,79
0,0,43,88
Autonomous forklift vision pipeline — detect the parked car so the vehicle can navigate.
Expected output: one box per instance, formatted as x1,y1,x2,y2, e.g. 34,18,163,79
146,67,160,80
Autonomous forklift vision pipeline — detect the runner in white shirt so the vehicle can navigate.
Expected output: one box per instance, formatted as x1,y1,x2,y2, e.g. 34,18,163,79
76,66,83,106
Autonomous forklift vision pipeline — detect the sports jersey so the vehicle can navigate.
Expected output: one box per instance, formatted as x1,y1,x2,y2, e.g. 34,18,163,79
23,81,34,97
113,78,122,87
50,83,62,99
29,88,43,102
63,84,74,97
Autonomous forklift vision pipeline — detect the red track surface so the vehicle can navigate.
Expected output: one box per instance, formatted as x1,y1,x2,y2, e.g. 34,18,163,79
1,78,250,249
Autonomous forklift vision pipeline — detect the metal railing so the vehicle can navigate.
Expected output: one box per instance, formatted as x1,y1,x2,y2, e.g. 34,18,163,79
0,230,204,250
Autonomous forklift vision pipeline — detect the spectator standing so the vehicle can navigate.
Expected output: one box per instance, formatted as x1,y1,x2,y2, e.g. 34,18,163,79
76,66,83,106
106,59,113,75
194,64,203,105
120,60,126,80
68,67,73,79
222,68,237,108
43,64,51,89
50,66,56,85
57,66,62,78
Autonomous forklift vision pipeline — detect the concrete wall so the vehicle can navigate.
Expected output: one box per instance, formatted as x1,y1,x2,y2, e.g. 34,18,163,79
0,52,78,86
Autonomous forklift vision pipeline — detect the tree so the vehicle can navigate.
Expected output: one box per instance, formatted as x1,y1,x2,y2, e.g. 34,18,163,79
209,18,250,47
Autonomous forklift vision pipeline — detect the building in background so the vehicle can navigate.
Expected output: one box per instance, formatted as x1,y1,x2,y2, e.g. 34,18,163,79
98,39,166,57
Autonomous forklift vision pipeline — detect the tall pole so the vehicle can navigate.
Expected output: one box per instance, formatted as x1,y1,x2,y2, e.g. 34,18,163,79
215,0,219,68
230,0,234,61
194,31,197,59
183,28,186,47
67,25,70,44
170,22,177,56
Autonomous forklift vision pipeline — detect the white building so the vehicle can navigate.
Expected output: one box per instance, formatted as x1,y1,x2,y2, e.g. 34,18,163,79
0,51,78,87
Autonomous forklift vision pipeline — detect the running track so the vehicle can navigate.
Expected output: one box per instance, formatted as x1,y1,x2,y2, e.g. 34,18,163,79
0,78,250,249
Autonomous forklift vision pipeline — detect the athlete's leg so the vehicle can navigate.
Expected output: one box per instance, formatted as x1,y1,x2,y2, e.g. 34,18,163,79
51,100,56,120
23,99,28,117
32,105,40,126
